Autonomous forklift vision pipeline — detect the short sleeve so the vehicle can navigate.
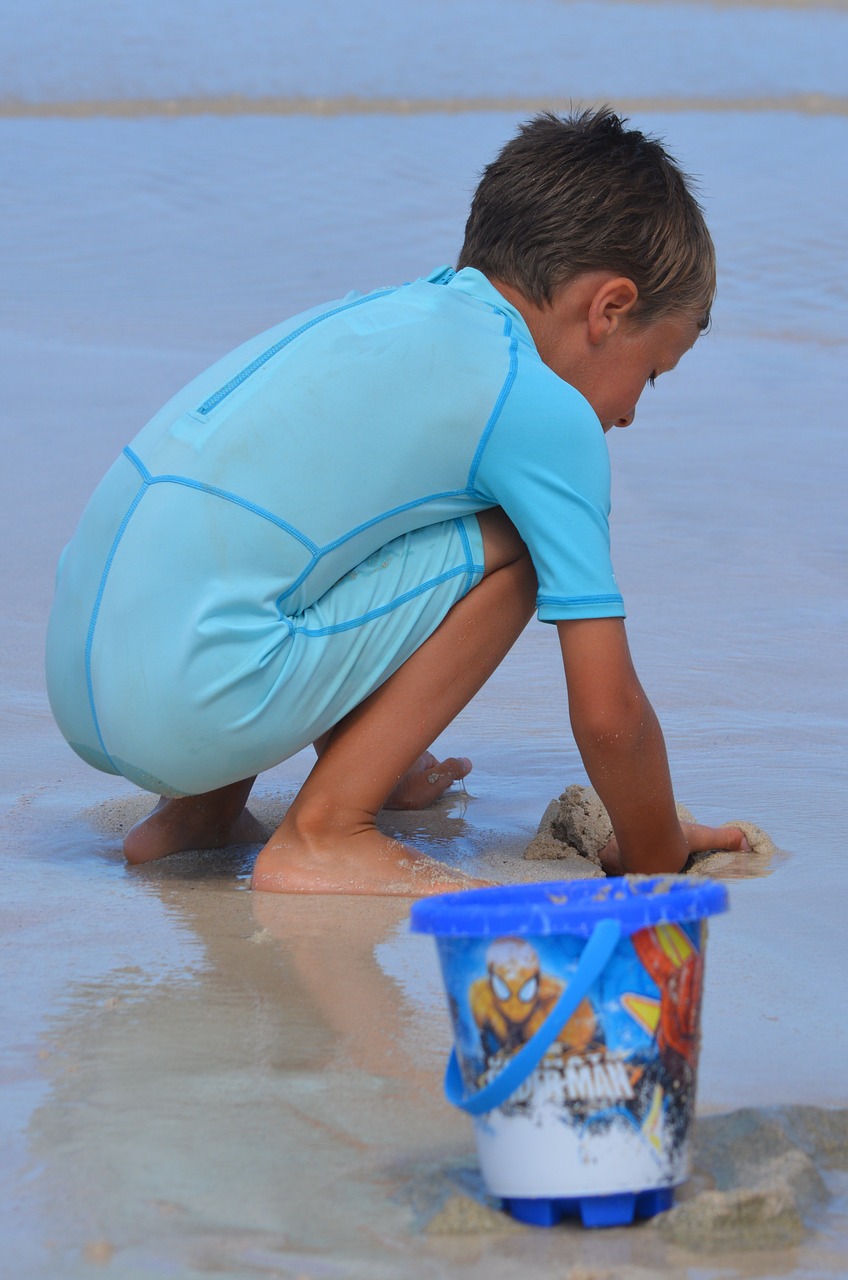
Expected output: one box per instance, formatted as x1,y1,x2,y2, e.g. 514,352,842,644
471,358,625,622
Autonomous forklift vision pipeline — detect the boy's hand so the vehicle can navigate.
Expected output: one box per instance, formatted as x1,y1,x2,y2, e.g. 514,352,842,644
598,822,752,876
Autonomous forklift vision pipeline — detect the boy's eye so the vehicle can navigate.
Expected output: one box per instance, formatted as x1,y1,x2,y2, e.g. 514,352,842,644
648,372,658,388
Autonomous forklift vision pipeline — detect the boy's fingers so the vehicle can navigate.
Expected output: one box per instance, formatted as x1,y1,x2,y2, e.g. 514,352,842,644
682,823,751,854
715,824,752,852
598,823,751,875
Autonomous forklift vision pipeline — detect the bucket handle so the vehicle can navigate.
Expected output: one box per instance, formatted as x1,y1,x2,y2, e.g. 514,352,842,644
444,917,622,1116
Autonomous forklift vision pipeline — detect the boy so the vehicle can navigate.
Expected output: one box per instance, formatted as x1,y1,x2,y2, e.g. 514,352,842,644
45,108,748,895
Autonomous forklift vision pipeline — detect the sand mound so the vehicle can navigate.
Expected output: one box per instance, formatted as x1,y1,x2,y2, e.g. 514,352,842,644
524,785,776,877
413,1105,848,1251
656,1104,845,1250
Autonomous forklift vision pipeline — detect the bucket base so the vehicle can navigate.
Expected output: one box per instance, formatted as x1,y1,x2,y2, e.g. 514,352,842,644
502,1185,674,1229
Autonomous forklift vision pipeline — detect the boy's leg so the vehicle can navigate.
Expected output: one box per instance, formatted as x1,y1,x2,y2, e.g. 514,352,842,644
123,776,263,864
123,749,468,865
123,753,473,866
311,732,473,811
251,508,535,895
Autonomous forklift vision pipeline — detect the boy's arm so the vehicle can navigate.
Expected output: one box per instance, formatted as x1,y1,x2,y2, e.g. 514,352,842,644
557,617,744,874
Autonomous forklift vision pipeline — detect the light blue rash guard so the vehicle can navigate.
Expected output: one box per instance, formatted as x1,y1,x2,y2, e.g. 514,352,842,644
46,266,625,795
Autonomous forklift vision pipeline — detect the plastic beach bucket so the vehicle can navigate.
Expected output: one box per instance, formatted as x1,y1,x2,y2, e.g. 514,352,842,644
410,876,728,1227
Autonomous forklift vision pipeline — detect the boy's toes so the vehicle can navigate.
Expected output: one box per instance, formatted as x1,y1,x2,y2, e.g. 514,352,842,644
383,754,473,810
425,756,472,796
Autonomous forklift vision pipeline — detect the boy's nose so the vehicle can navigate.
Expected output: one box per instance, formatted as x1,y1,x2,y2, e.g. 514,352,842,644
615,409,635,429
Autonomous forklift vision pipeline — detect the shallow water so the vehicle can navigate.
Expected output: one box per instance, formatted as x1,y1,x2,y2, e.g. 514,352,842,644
2,2,848,1276
4,0,848,104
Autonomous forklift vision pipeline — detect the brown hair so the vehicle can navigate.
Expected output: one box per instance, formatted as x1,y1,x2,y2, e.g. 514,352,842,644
457,107,715,328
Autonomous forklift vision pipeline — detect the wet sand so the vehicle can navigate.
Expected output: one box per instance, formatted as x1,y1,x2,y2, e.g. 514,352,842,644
3,92,848,118
3,0,848,1275
5,635,847,1277
7,775,848,1277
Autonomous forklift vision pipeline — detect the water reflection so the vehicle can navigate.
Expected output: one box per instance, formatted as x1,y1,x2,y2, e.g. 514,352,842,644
19,842,458,1274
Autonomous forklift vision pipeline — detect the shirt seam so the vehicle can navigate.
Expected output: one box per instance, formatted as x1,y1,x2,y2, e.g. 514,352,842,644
466,310,519,490
194,286,397,416
537,592,624,607
291,565,472,636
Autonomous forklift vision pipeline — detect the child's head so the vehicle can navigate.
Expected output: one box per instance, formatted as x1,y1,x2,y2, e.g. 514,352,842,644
457,107,715,329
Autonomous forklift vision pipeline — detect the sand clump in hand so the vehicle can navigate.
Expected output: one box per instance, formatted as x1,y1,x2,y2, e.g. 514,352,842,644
523,784,777,877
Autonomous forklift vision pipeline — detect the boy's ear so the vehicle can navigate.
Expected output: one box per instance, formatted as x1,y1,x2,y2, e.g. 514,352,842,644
586,277,640,345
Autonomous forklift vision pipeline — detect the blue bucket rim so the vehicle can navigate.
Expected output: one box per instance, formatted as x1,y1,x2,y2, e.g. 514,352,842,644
410,875,728,939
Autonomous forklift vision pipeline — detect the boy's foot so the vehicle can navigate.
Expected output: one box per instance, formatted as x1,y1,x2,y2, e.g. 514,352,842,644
251,823,490,896
122,752,471,867
123,785,264,865
383,751,472,810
